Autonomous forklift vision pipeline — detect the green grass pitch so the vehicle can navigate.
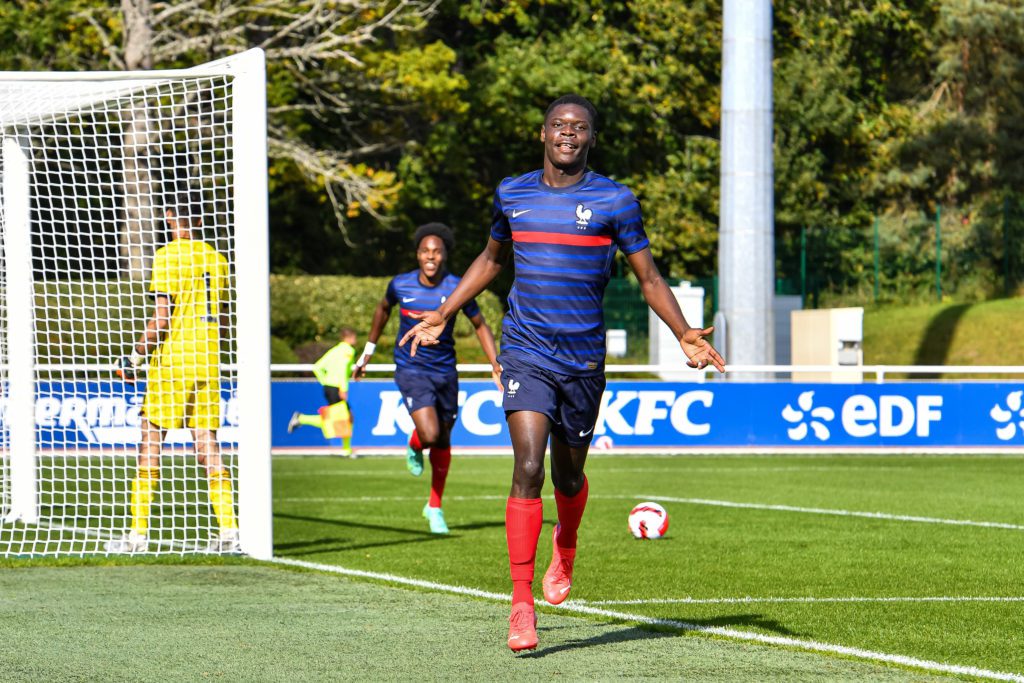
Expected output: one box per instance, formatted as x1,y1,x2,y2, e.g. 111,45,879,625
2,452,1023,681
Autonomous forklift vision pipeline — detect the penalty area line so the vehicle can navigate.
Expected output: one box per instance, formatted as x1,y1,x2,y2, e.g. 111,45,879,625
577,595,1024,606
266,556,1024,682
640,495,1024,531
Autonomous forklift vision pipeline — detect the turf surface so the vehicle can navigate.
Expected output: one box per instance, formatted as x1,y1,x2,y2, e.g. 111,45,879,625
0,564,951,681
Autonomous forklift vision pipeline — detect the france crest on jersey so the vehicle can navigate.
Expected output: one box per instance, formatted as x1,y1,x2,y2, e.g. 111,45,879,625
490,169,650,377
386,270,481,374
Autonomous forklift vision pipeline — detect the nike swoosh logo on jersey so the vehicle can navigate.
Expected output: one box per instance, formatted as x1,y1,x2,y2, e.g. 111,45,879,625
511,209,531,218
402,296,415,303
579,427,594,437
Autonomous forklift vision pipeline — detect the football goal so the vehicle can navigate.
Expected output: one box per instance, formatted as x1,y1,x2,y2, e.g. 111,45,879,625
0,49,271,558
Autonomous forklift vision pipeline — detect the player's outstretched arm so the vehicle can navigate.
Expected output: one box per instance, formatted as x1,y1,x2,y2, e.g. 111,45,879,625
626,248,725,372
401,238,510,356
352,297,392,381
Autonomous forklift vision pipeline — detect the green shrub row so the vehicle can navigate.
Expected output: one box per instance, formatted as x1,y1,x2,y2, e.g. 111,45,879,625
269,274,506,364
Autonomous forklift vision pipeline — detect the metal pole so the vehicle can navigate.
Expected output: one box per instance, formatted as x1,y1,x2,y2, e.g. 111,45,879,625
800,225,807,308
873,216,880,303
719,0,774,375
935,205,942,302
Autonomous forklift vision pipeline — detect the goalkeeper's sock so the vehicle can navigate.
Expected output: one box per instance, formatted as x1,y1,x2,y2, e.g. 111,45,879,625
129,466,159,535
506,497,543,606
298,413,323,429
341,436,352,452
207,468,238,532
428,446,451,508
553,476,588,551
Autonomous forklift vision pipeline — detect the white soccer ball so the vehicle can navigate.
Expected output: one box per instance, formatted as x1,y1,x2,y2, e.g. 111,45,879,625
628,501,669,539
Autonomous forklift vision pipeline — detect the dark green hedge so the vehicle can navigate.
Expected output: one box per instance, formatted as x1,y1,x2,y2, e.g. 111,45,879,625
270,274,505,364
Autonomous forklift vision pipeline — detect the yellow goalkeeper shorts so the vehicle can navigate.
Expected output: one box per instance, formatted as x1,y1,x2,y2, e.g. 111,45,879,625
142,371,222,431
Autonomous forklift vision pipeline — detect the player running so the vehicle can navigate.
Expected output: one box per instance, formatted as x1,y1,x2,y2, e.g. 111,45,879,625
400,95,725,651
353,222,501,534
107,190,238,554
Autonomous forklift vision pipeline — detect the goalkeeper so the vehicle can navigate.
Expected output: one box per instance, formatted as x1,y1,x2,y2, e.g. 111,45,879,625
107,190,238,554
288,326,358,457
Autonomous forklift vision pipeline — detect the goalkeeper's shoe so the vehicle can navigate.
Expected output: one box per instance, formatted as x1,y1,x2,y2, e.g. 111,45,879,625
422,503,449,534
406,444,424,476
114,355,140,383
542,524,575,605
287,411,301,434
104,531,149,554
206,529,241,554
507,602,539,652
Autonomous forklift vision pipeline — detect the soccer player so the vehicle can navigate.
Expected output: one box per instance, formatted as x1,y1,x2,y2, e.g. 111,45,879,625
288,326,358,456
399,94,725,651
107,190,238,554
352,222,501,534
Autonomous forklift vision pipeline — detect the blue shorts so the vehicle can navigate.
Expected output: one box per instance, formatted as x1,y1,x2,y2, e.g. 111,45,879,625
499,353,606,448
394,369,459,424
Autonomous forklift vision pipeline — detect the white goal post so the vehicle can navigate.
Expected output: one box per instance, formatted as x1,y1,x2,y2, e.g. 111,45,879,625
0,49,271,559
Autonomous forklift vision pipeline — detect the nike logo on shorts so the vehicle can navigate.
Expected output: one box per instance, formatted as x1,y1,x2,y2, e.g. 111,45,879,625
578,426,594,437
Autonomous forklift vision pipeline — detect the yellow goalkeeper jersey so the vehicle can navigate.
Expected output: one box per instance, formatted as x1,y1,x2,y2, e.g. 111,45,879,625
149,237,229,378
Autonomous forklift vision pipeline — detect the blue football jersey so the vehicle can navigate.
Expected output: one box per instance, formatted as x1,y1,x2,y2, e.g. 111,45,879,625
490,169,650,376
387,270,481,373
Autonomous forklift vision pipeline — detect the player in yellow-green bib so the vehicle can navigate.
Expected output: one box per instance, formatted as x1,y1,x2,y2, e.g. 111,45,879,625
288,327,358,456
107,190,238,554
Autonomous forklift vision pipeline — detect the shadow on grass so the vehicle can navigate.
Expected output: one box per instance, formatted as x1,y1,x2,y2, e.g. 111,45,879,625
912,303,971,376
522,613,797,658
273,511,448,556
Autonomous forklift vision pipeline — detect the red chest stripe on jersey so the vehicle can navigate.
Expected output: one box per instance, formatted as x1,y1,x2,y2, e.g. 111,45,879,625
512,231,612,247
400,308,424,317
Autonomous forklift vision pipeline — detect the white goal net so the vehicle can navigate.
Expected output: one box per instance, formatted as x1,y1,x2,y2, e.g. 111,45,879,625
0,49,271,558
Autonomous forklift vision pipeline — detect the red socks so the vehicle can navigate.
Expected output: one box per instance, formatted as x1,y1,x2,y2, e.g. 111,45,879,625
553,477,589,553
409,429,423,452
506,497,543,605
427,446,451,508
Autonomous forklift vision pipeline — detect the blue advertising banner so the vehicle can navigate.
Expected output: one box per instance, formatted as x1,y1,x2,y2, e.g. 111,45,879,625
274,380,1024,451
6,380,1023,451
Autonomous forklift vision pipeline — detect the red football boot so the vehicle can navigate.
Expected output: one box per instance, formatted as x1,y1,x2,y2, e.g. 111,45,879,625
542,525,575,605
507,602,538,652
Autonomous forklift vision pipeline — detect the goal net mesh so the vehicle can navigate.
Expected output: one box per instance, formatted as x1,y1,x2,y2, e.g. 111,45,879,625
0,73,242,556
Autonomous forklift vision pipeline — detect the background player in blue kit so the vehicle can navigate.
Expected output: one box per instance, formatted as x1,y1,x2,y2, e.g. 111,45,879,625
400,94,725,651
353,222,501,534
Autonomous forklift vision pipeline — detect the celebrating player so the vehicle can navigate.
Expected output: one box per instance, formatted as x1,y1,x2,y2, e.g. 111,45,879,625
353,222,501,534
288,326,358,457
400,94,725,650
107,190,238,554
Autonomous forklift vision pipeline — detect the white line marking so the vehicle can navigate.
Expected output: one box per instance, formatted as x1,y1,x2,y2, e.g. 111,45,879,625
267,556,1024,682
641,495,1024,530
274,492,1024,531
577,596,1024,606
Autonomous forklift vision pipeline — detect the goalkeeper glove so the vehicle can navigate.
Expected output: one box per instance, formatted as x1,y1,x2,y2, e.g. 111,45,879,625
115,349,144,383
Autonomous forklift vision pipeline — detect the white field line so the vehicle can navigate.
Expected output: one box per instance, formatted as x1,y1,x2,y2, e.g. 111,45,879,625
577,596,1024,606
267,556,1024,682
274,492,1024,531
641,495,1024,531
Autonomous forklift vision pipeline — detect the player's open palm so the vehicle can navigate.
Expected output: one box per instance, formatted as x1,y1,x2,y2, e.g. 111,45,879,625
400,310,447,357
679,326,725,372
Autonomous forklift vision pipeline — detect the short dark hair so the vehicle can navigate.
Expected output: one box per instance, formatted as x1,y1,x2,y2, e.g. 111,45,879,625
544,94,598,132
339,326,357,341
166,190,203,226
413,222,454,255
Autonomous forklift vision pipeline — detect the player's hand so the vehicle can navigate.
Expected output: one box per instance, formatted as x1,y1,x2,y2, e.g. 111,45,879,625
399,310,448,357
679,326,725,372
352,361,368,381
114,350,144,383
491,363,503,391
